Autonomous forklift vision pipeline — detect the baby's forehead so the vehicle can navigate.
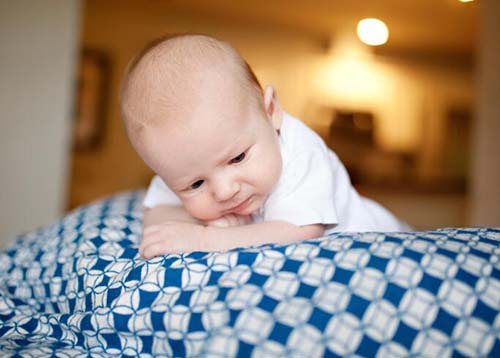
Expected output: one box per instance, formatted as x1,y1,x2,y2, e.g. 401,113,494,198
145,103,256,175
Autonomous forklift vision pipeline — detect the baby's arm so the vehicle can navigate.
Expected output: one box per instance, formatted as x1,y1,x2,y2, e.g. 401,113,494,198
144,205,251,227
143,205,200,226
139,220,325,258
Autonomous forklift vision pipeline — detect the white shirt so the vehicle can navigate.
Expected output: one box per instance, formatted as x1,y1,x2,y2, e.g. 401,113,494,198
143,113,409,233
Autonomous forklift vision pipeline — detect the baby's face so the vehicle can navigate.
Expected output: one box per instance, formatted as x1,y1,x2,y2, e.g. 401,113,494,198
141,95,282,221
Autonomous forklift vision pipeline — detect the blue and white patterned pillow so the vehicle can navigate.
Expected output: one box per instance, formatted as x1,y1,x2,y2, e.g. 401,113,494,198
0,191,499,357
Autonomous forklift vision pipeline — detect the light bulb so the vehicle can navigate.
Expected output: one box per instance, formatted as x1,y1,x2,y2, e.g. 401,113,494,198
357,18,389,46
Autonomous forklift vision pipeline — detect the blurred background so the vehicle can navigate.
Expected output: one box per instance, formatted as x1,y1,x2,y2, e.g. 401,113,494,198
1,0,499,247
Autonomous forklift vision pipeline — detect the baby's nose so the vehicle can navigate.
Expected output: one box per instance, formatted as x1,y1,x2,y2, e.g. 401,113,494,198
212,178,239,202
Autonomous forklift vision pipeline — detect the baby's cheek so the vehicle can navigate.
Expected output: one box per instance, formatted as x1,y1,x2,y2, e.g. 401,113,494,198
258,150,282,192
183,197,220,221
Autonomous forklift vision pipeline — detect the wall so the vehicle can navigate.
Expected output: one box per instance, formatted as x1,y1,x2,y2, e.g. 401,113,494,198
469,0,500,226
0,0,81,247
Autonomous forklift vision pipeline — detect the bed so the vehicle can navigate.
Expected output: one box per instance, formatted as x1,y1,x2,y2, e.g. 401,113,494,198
0,191,498,357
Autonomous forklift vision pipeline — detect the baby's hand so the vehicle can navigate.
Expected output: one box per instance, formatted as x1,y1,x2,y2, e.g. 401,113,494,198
139,221,206,259
204,214,252,228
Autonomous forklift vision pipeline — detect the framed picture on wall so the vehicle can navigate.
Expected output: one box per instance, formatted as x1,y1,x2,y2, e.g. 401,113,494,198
73,49,110,150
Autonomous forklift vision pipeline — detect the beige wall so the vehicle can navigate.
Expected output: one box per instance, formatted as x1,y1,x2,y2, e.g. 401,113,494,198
469,0,500,226
0,0,81,247
70,1,475,229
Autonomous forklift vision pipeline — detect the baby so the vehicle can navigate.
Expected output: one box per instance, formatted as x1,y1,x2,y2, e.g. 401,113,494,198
120,34,409,259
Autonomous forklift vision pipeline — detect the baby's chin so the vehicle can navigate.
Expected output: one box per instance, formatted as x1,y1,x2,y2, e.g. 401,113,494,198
191,211,226,222
191,196,265,221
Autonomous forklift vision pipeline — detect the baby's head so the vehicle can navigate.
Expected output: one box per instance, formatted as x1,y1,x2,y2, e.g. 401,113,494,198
121,34,283,220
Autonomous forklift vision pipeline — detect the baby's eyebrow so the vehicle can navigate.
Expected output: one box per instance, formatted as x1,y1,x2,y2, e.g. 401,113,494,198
216,135,251,166
169,176,197,191
215,145,240,166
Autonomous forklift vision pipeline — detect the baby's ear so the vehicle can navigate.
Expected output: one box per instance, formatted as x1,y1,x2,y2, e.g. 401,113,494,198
263,85,282,132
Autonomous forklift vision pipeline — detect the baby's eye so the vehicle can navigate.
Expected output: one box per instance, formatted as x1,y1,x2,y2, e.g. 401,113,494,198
229,152,246,164
190,180,204,190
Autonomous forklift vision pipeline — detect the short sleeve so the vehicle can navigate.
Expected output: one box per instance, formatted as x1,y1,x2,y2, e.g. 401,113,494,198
263,147,338,227
143,175,182,208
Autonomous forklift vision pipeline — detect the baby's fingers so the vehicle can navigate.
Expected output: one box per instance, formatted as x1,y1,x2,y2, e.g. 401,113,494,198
237,214,253,225
141,241,176,259
205,218,230,227
143,224,161,235
139,228,170,258
225,214,240,226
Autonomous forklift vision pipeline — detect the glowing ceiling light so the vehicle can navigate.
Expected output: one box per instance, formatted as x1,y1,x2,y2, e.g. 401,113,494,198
459,0,474,2
357,18,389,46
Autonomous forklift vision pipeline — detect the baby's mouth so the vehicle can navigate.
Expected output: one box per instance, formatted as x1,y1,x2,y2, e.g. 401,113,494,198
227,195,254,214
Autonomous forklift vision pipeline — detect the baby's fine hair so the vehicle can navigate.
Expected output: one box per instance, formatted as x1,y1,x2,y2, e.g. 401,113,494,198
120,33,263,134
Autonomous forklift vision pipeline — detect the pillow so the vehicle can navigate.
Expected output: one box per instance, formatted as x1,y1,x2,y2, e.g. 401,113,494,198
0,191,499,357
